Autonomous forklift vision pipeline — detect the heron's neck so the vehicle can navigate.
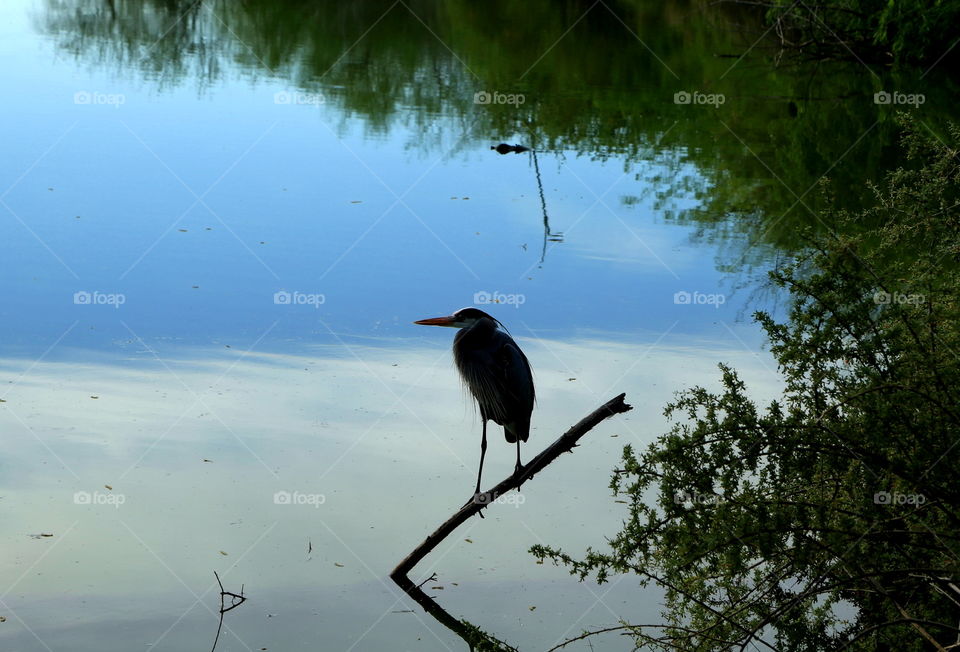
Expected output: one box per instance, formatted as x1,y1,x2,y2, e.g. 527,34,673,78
456,317,498,342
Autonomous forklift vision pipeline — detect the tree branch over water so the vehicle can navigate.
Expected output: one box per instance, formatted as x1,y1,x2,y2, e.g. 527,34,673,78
390,393,632,648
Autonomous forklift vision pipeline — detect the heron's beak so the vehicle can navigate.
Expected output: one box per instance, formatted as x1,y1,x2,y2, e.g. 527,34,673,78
414,315,457,327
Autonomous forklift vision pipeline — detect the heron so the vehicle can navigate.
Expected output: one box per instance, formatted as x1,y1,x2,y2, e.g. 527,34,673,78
414,308,535,497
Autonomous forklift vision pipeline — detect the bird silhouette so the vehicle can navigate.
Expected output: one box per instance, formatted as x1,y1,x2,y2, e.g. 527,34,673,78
415,307,535,497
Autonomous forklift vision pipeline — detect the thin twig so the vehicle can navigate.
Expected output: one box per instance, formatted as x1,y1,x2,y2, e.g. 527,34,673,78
211,571,247,652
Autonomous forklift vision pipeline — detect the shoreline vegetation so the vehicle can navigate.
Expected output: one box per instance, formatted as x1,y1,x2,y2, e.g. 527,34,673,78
535,115,960,650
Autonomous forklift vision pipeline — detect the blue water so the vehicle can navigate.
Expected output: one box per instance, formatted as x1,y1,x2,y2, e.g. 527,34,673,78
0,2,783,650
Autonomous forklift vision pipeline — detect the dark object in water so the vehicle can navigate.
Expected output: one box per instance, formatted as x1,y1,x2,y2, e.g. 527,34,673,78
491,143,530,155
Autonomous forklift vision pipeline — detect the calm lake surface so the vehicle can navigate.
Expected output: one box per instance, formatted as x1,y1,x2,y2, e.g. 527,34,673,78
1,1,956,650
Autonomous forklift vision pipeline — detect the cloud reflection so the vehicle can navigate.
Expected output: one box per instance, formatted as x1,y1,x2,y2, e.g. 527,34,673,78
0,333,780,648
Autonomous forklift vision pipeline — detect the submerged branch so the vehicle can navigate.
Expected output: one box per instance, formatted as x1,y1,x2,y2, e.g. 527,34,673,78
210,571,247,652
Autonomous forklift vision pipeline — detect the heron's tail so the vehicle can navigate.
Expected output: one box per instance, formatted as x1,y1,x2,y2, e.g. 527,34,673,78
503,419,529,443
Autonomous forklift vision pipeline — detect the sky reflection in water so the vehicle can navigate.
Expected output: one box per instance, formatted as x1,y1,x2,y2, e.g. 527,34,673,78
0,0,788,649
2,338,781,650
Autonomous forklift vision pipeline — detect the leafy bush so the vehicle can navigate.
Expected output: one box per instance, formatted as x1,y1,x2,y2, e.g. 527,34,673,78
760,0,960,64
534,115,960,650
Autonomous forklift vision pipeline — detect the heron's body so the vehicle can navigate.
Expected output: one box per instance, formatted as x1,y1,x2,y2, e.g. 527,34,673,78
414,308,535,496
452,314,534,444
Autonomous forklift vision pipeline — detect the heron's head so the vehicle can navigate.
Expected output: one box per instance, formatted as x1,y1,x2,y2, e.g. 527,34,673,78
414,307,496,329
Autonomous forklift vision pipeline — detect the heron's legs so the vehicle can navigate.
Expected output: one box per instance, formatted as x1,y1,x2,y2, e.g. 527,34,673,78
475,420,487,496
514,438,524,489
462,421,488,518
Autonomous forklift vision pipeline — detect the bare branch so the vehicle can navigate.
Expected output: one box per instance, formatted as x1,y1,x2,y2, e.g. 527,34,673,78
211,571,247,652
390,393,632,649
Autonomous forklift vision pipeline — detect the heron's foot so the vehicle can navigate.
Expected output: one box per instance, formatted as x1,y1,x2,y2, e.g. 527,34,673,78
463,491,488,518
513,463,525,488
